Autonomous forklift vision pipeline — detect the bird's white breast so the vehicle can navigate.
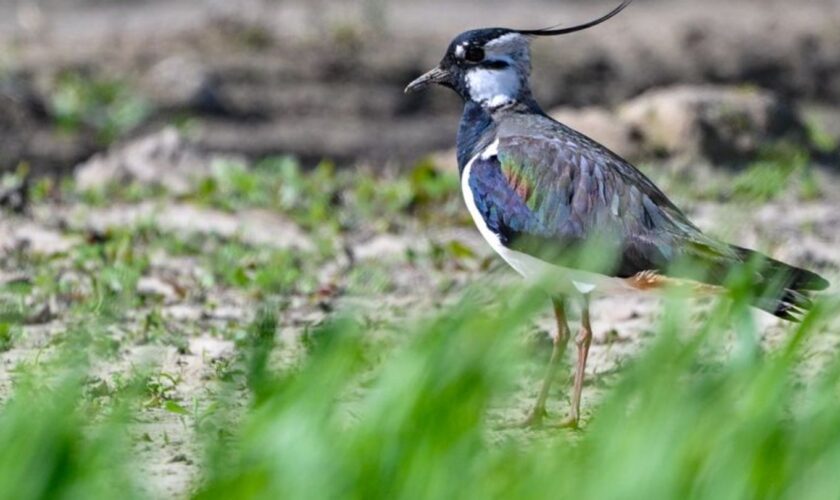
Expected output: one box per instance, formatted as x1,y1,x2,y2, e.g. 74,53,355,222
461,145,631,296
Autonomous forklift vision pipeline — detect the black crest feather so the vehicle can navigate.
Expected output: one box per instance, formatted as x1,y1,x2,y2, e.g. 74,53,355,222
516,0,633,37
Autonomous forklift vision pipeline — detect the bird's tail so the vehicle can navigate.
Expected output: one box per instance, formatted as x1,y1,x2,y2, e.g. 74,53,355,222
732,246,830,321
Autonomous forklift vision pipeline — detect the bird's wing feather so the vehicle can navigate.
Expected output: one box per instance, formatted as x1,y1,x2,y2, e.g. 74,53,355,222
468,133,740,281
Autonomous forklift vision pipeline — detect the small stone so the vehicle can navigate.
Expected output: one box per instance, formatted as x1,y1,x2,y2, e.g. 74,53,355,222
168,454,193,465
551,106,640,160
618,85,804,164
69,202,314,252
0,221,77,257
163,305,203,323
188,337,234,359
353,234,415,261
204,305,247,322
138,277,179,303
141,56,213,110
75,128,243,196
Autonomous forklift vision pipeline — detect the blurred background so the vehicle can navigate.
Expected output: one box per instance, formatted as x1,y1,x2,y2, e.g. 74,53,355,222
1,0,839,174
1,1,840,498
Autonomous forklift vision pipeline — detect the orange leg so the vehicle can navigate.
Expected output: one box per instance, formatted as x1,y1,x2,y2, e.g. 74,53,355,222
520,297,570,428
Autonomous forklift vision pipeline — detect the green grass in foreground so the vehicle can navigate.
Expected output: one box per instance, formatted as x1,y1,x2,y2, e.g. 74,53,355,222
2,277,839,500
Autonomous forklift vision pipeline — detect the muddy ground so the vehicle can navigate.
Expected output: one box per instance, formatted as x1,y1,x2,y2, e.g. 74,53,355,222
2,0,840,173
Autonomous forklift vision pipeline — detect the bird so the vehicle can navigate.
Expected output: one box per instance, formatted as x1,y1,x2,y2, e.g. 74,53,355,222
404,0,830,428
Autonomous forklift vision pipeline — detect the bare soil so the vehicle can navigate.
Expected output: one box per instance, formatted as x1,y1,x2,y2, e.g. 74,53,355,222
1,163,839,496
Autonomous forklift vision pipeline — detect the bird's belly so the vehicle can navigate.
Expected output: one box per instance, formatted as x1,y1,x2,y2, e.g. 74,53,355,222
496,243,634,295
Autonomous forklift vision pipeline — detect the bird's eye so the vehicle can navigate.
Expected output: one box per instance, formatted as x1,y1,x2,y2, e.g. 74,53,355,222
464,46,485,63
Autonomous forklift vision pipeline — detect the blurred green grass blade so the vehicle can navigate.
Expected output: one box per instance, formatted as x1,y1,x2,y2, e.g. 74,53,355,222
0,369,143,500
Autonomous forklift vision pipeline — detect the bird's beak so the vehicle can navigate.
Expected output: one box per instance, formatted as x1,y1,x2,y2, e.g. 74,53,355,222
404,67,450,94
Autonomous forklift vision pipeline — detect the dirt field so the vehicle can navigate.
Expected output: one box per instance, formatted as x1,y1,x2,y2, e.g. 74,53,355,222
0,127,836,496
2,0,840,173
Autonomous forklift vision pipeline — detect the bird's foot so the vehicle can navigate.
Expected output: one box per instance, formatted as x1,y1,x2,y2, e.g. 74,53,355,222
504,407,548,429
520,409,547,429
550,415,581,430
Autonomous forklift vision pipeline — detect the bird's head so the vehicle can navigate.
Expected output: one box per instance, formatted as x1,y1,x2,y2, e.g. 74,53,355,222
405,0,633,110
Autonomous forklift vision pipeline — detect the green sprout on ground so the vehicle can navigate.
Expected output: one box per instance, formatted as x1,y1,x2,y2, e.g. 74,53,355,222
49,71,150,145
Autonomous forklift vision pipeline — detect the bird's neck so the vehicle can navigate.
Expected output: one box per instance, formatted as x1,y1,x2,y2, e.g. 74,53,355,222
456,101,494,174
456,97,544,175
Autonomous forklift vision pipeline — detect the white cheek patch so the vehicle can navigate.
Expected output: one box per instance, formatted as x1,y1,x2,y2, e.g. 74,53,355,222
465,66,520,108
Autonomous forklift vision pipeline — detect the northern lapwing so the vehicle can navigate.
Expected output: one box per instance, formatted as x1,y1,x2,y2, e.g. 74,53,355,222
405,0,829,428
